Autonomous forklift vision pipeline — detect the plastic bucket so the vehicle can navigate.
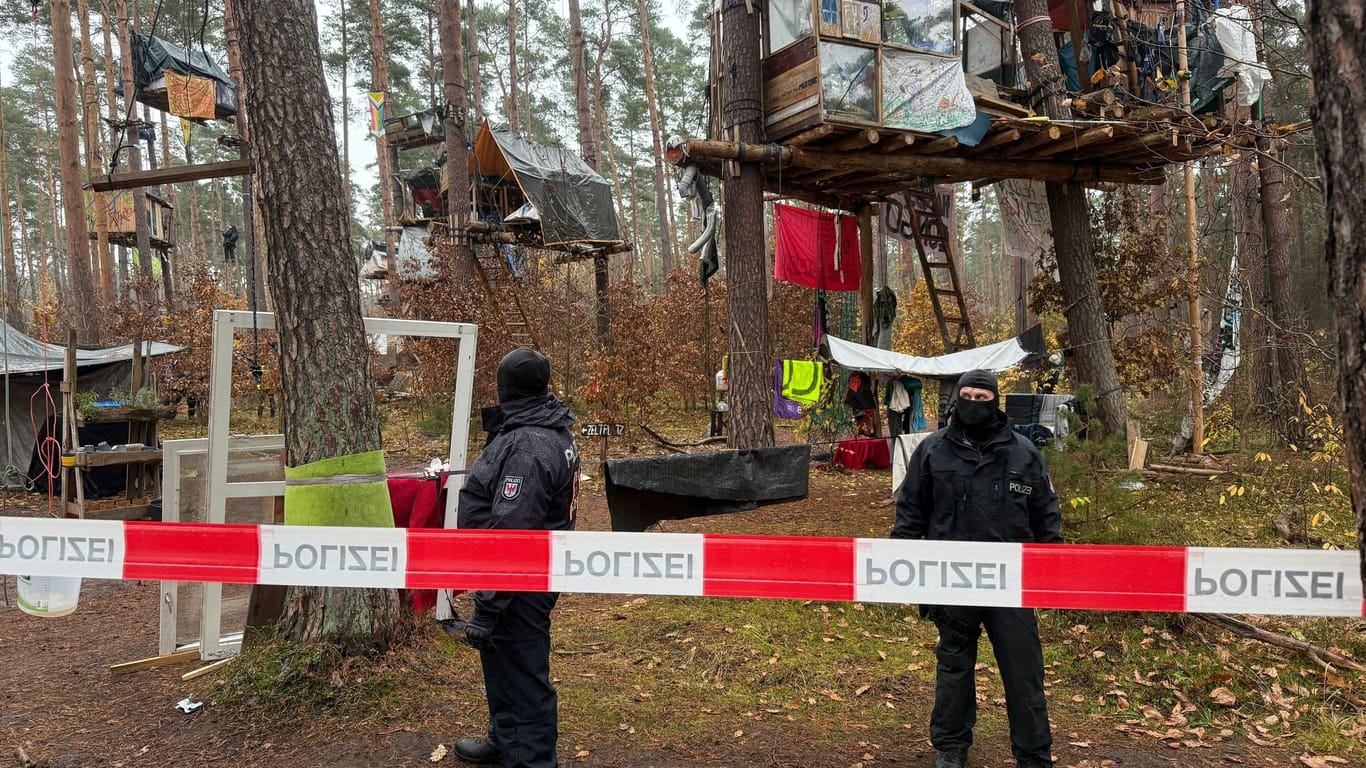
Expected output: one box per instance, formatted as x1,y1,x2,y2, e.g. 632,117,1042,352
16,574,82,617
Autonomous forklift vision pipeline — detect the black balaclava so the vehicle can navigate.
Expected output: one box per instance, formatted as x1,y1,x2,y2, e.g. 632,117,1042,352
953,368,1001,440
497,347,552,404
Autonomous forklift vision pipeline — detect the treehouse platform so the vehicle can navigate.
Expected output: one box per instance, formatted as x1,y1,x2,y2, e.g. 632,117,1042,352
686,0,1286,210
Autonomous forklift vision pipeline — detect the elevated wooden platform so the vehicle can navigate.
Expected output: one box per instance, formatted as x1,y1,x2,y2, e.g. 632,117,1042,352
670,108,1256,211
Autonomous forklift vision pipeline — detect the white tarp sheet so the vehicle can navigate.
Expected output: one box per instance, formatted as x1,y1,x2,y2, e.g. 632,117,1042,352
1212,6,1271,107
825,333,1029,377
1,321,182,375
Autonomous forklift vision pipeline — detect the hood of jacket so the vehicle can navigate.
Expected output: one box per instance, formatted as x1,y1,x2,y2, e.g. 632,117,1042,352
483,394,575,437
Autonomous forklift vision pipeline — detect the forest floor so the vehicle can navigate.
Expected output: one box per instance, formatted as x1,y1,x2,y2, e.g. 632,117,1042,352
2,411,1363,768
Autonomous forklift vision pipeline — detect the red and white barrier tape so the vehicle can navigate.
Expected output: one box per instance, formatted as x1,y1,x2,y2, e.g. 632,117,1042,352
1,519,1361,617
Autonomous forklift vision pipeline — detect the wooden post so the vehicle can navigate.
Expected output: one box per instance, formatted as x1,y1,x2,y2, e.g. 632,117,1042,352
858,206,875,345
1177,2,1204,454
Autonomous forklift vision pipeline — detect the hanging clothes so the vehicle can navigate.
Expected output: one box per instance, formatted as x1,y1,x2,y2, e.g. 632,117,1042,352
781,360,824,406
774,204,862,292
844,371,878,437
773,362,803,420
872,286,897,350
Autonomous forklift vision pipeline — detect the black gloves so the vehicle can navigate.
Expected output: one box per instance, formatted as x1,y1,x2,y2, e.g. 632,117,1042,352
462,612,497,651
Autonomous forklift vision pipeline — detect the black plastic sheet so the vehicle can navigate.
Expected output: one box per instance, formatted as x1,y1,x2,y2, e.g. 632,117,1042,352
604,445,811,532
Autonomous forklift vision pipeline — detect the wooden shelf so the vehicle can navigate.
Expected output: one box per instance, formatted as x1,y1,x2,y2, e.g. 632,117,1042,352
73,449,162,468
65,502,157,520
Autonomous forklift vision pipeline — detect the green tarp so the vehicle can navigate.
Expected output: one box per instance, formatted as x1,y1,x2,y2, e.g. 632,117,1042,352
484,125,622,247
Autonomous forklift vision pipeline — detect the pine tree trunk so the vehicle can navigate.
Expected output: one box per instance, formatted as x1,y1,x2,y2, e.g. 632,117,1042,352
224,0,262,309
636,0,674,276
720,1,773,449
439,0,473,278
50,0,99,338
0,67,20,328
1259,137,1309,442
1012,0,1127,437
115,0,155,305
506,0,520,132
232,0,403,653
368,0,401,308
1306,0,1366,590
591,21,628,281
77,0,113,304
567,0,610,343
466,0,483,124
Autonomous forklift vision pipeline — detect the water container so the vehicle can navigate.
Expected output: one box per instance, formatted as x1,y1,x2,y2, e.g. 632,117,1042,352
16,575,82,617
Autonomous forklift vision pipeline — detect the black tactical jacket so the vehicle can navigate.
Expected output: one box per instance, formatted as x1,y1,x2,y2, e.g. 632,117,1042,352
892,411,1062,544
458,395,580,618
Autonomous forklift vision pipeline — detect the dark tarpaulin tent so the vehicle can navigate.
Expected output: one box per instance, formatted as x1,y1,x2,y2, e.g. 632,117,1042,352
130,33,239,119
468,122,622,248
0,321,182,489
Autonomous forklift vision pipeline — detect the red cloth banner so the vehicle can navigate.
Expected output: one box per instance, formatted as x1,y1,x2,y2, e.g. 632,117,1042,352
774,204,862,291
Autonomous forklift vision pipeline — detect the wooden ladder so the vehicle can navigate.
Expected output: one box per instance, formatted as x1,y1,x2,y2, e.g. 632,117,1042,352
903,187,976,352
471,244,539,349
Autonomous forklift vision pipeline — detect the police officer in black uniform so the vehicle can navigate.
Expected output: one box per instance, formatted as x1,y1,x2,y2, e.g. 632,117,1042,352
454,348,580,768
892,369,1061,768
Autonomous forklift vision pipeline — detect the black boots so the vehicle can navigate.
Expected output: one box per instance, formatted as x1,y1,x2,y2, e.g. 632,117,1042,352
934,749,966,768
454,737,503,765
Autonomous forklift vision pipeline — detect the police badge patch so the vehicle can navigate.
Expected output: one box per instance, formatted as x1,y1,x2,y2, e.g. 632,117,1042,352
501,475,523,500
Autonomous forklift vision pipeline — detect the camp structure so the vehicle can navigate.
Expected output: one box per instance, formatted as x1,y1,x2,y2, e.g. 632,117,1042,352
459,121,626,256
84,188,174,250
130,33,238,121
0,322,181,491
672,0,1282,207
384,105,446,151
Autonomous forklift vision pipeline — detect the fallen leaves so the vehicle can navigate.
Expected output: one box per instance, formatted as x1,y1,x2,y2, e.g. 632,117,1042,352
1208,686,1238,706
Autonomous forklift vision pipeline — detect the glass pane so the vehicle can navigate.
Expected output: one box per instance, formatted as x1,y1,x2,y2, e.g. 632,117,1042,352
883,0,956,55
768,0,814,54
820,41,879,123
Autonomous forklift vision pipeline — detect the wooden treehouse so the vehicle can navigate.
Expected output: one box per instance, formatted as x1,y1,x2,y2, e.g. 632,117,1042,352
675,0,1278,206
84,188,174,251
670,0,1281,351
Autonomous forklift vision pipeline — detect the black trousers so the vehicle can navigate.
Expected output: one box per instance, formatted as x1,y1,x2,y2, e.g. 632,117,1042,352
887,408,911,438
930,606,1052,763
479,592,560,768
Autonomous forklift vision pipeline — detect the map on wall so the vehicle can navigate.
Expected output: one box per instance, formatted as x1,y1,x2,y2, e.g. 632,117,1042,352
882,0,956,56
881,49,976,132
820,41,879,123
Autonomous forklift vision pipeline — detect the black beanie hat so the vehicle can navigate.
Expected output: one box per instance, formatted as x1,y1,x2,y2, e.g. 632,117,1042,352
497,348,552,403
955,369,1000,400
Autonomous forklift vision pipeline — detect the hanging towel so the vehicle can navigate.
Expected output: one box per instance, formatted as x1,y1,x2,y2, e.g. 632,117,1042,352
774,362,803,420
781,360,824,406
774,204,862,291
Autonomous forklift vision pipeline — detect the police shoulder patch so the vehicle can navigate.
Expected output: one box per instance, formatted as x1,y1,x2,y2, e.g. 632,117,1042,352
501,475,523,500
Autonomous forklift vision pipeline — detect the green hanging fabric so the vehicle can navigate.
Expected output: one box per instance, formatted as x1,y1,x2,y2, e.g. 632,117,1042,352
781,360,824,405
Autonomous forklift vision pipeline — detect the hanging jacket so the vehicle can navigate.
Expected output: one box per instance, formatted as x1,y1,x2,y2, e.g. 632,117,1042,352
458,394,580,618
891,410,1061,544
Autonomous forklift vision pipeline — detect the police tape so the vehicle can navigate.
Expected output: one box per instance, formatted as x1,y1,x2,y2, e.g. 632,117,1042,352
1,517,1362,617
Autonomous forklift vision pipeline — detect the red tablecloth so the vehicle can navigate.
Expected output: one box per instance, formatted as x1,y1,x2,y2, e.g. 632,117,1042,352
388,476,449,613
834,437,891,470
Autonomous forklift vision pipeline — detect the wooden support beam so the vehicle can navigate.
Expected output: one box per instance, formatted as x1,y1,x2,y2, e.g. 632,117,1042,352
1001,125,1064,156
676,137,1164,185
878,133,917,153
1038,125,1115,157
965,129,1021,154
784,123,836,147
916,135,960,154
828,128,881,152
762,184,862,212
88,158,252,191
